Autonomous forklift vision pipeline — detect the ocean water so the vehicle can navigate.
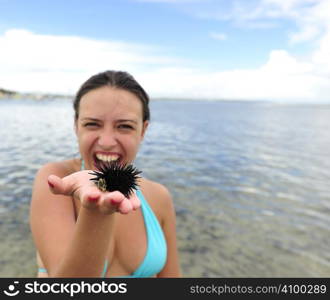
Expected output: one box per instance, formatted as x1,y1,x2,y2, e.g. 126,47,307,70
0,98,329,277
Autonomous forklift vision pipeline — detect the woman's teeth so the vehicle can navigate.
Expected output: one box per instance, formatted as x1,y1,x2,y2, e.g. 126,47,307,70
96,153,120,162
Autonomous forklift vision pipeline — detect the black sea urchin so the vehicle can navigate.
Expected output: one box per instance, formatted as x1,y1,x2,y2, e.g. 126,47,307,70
89,160,142,197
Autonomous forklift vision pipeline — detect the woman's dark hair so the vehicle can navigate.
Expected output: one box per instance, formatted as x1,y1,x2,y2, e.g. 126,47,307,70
73,70,150,122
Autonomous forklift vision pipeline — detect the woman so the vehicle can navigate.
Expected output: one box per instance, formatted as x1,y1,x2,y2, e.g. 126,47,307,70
29,70,181,277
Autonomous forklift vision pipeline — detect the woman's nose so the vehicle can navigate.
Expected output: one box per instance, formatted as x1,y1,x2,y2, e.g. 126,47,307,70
98,129,117,148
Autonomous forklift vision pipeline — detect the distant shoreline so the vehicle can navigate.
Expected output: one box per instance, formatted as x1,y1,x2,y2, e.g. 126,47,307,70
0,87,237,102
0,87,72,100
1,87,329,104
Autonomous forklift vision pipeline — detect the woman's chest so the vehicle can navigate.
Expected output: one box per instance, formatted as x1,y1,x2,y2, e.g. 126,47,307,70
109,211,148,276
73,199,148,276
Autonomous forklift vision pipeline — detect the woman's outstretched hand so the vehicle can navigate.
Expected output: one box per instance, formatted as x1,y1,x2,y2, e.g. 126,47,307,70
47,170,140,214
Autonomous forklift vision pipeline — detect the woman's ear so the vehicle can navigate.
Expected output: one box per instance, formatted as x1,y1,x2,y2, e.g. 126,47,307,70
74,120,78,136
141,121,149,140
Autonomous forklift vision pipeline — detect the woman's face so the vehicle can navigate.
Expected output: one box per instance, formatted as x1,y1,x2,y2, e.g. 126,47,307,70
75,86,149,169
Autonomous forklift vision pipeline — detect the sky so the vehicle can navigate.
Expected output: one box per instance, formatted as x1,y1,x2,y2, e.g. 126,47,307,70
0,0,330,102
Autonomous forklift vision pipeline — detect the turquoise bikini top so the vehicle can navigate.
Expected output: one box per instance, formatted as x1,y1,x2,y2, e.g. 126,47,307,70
101,188,167,277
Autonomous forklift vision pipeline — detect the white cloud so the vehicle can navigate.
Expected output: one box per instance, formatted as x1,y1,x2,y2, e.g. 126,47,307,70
312,30,330,69
286,0,330,44
138,50,329,101
189,0,330,43
137,0,330,102
209,31,227,41
0,29,179,94
136,0,204,3
289,24,320,44
0,26,330,102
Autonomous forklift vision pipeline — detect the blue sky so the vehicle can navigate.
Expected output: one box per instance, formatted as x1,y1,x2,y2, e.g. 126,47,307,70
0,0,329,102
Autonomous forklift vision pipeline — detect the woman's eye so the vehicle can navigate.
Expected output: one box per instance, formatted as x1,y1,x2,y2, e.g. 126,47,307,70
84,122,99,127
119,124,134,130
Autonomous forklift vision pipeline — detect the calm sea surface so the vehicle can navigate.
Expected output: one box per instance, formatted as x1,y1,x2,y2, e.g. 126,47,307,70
0,98,330,277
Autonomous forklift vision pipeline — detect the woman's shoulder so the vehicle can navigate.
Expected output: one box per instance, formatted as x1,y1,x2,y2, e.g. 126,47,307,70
139,177,172,201
139,178,174,221
35,158,81,179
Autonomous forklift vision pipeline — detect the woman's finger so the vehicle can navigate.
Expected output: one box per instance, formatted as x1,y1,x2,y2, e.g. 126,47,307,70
97,191,125,214
47,175,67,195
118,199,133,214
81,191,101,209
129,193,141,210
104,191,126,205
48,170,95,197
47,173,81,196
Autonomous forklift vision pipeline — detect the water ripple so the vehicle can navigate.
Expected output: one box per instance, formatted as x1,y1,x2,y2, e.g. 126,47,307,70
1,99,330,277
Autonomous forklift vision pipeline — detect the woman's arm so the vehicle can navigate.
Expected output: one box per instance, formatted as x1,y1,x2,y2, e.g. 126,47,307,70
154,184,182,277
29,162,138,277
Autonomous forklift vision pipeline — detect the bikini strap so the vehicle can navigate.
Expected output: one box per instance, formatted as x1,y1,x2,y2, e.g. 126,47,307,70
81,159,85,170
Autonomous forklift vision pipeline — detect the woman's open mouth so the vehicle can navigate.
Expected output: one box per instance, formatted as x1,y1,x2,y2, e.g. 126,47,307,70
93,152,122,169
